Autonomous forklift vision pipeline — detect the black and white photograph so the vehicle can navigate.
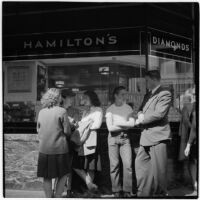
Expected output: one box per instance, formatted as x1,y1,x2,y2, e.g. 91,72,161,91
3,1,199,198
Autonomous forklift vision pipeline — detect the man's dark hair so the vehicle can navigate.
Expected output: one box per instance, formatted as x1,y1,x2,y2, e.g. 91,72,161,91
84,90,101,107
145,70,161,81
112,86,126,102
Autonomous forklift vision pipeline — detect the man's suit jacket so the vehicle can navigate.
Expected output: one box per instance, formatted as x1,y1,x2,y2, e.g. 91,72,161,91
140,86,172,146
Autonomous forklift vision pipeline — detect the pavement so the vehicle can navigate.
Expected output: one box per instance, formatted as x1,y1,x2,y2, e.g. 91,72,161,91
4,187,198,198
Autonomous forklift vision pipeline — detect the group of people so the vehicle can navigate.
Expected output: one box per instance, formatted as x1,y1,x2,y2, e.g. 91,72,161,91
36,70,197,198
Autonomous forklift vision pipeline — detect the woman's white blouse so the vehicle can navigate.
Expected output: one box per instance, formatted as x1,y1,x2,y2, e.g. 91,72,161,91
81,107,103,130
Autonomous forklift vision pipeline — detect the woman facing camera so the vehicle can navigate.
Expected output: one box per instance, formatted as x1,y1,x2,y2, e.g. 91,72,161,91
72,90,103,192
37,88,71,198
105,86,135,198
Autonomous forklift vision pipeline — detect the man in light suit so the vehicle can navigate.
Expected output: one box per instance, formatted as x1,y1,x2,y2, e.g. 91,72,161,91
135,70,172,197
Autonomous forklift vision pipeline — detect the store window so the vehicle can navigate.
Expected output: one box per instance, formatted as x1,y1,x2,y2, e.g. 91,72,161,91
47,55,146,119
148,27,194,121
3,55,146,124
149,55,194,121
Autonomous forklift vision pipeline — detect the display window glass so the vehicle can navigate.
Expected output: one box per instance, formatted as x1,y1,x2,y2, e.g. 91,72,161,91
4,55,146,123
46,55,146,120
148,55,195,121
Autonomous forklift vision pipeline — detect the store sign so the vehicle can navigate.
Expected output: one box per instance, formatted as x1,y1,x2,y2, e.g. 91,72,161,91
23,35,117,49
149,28,192,62
3,27,140,60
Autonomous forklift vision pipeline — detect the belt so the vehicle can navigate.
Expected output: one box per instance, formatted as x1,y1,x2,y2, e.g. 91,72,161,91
142,120,168,129
110,130,128,137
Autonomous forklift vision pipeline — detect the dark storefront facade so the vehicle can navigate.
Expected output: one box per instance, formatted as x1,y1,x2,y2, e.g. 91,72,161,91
3,3,198,127
3,2,199,195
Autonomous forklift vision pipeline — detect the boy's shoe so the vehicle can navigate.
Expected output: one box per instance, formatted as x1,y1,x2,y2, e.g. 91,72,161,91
113,191,124,198
114,192,121,198
123,192,137,197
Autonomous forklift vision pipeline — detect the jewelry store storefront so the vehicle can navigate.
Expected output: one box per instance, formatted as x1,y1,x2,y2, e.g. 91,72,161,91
3,2,198,193
3,26,195,126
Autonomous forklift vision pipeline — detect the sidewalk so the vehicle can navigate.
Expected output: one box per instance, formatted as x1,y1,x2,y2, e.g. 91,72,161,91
5,187,198,198
5,189,45,198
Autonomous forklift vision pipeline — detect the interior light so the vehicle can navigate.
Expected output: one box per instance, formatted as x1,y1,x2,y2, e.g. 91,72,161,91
99,66,109,75
55,80,64,88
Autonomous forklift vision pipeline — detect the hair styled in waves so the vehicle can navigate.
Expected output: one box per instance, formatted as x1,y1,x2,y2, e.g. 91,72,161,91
41,88,61,108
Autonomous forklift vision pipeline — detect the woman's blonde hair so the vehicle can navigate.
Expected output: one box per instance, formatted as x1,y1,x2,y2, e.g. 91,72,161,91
41,88,61,108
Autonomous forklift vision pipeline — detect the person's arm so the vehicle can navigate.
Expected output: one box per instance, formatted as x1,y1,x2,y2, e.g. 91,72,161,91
114,117,135,128
36,121,40,133
36,112,40,133
188,110,196,145
184,111,196,157
77,120,93,134
106,112,123,132
182,106,192,128
36,112,42,141
62,111,71,137
141,91,172,124
89,109,103,130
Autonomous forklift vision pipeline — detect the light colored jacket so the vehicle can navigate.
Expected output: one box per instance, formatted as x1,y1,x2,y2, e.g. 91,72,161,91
79,107,103,155
140,86,172,146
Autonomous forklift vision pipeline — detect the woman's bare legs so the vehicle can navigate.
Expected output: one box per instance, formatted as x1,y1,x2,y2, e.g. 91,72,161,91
62,173,72,197
43,178,52,198
55,174,68,198
87,170,95,183
74,168,97,191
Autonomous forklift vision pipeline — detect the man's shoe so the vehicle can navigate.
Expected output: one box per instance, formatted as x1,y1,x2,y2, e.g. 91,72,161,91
114,192,121,198
123,192,137,197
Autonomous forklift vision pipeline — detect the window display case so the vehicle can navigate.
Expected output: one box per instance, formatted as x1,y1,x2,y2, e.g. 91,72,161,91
47,55,146,115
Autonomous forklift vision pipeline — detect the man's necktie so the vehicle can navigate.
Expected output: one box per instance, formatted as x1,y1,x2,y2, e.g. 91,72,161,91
138,91,152,111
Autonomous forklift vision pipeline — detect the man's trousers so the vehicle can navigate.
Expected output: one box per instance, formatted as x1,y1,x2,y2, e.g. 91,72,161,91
135,142,168,197
108,133,133,193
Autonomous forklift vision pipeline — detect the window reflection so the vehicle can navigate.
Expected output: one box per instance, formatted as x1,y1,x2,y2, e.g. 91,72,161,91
47,55,146,119
149,56,194,121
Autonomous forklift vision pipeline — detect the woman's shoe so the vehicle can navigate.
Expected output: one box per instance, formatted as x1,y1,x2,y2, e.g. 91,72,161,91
51,189,55,198
86,182,98,192
62,189,72,197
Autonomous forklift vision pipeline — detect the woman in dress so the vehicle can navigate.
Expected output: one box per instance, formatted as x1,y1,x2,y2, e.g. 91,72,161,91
37,88,71,197
72,90,103,192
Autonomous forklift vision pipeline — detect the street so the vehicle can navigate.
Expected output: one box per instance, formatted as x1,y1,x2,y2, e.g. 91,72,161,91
4,187,197,198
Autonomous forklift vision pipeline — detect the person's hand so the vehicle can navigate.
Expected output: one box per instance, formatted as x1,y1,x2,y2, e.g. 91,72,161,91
128,117,135,127
137,111,143,117
138,113,144,123
184,143,191,157
74,121,79,128
135,119,140,125
68,116,75,124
